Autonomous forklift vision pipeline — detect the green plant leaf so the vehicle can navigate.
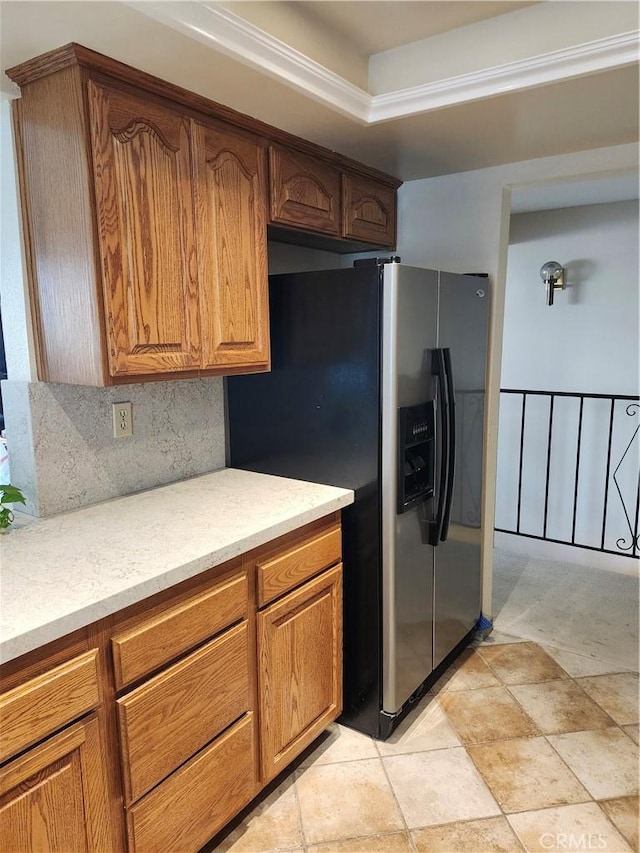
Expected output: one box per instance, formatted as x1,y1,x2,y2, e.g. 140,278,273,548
0,484,27,505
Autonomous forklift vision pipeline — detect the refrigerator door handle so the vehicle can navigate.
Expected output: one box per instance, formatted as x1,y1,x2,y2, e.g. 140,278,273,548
429,348,450,546
440,348,456,542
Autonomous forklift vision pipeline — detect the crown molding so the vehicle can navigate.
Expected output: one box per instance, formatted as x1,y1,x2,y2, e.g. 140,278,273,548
369,31,640,123
127,1,370,122
129,2,639,125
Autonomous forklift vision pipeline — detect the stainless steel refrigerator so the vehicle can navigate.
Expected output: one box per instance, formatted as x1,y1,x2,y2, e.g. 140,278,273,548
227,258,489,738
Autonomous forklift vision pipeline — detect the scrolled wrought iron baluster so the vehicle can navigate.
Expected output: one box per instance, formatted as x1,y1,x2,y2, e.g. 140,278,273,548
613,402,640,553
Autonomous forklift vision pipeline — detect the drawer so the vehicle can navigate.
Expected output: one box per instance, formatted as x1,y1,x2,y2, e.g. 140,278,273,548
127,712,257,853
257,524,341,607
112,568,247,690
0,649,100,763
118,621,249,804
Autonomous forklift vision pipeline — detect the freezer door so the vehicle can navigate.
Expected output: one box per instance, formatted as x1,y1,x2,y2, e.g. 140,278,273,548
381,263,438,714
433,272,489,667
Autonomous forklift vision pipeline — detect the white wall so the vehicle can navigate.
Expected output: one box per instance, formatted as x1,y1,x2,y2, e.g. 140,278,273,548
495,200,639,571
0,97,36,382
396,142,640,616
501,201,639,394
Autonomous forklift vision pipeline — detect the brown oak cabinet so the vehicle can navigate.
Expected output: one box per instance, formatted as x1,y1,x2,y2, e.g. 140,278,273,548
269,145,342,237
268,144,398,248
11,51,270,386
7,44,399,386
254,514,343,782
343,173,397,247
0,716,112,853
88,81,203,379
0,650,115,852
0,512,343,853
193,120,270,371
259,564,342,782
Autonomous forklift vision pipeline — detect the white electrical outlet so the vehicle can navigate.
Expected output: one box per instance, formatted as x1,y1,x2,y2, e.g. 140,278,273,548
112,402,133,438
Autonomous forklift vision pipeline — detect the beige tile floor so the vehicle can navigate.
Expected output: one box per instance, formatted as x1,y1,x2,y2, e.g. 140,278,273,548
208,638,639,853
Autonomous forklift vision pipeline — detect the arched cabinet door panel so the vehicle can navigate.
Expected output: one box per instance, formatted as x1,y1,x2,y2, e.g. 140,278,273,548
269,146,341,236
192,121,270,371
88,81,201,377
342,174,397,248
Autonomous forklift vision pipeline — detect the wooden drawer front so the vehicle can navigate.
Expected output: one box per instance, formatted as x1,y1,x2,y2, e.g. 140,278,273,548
257,525,341,607
269,146,341,236
118,621,249,804
342,174,396,247
0,650,100,763
112,569,247,689
127,712,257,853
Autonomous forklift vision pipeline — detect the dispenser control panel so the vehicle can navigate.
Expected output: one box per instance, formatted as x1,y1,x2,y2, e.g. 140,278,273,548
397,401,435,514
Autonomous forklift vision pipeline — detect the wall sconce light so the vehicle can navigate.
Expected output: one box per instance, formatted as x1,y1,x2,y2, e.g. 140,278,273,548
540,261,565,306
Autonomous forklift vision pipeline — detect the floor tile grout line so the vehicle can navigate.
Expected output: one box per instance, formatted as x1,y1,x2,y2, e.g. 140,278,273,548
502,672,622,733
291,765,309,851
464,735,594,817
541,728,601,799
542,726,640,803
506,798,637,852
374,750,417,850
541,642,639,676
436,682,544,745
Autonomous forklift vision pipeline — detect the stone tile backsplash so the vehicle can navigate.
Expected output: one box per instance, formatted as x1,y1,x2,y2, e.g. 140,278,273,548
2,377,226,517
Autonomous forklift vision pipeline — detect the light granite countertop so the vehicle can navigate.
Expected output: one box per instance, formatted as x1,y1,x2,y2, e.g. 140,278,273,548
0,468,354,664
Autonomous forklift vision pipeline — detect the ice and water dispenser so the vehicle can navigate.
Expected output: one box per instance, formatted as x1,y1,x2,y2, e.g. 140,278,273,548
397,402,435,513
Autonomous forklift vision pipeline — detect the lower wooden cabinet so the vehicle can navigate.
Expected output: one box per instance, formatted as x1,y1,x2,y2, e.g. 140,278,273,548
258,563,343,782
117,621,250,805
0,715,112,853
0,512,343,852
126,713,257,853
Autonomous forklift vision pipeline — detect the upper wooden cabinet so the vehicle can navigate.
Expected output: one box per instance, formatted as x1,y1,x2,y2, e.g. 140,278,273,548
10,55,270,386
269,145,341,237
88,82,202,378
268,144,398,249
193,121,270,370
7,44,400,385
343,174,397,247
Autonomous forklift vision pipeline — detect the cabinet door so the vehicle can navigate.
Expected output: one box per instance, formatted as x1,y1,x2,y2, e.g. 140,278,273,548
88,81,201,377
192,121,270,372
0,715,112,853
269,146,341,236
258,564,342,782
342,173,397,247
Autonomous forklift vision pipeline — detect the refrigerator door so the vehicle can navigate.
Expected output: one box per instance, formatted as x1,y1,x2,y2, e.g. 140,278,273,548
433,272,489,668
381,263,438,714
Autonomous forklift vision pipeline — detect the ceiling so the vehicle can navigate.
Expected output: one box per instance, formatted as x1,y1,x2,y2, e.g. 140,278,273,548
1,1,638,187
231,1,540,57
